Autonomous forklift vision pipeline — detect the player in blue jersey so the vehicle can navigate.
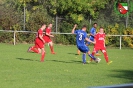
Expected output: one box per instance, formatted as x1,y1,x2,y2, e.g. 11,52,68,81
87,23,101,56
87,23,97,45
72,24,101,64
77,23,101,56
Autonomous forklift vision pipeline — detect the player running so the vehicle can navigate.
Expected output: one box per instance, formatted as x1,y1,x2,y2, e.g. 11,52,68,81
28,24,46,62
91,27,112,65
43,23,55,54
72,24,101,64
77,23,101,56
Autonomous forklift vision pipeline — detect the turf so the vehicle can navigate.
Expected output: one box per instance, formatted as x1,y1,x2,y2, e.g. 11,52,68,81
0,43,133,88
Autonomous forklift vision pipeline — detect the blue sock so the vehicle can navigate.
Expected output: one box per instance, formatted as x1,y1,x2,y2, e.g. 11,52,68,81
82,54,86,63
89,54,96,60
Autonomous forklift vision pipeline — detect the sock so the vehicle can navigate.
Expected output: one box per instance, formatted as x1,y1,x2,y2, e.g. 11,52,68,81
103,52,109,63
31,47,39,53
90,52,95,61
41,52,45,62
82,53,86,63
89,54,96,60
50,45,54,53
77,50,80,55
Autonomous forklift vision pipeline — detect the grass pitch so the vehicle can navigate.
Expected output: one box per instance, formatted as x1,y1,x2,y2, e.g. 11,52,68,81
0,43,133,88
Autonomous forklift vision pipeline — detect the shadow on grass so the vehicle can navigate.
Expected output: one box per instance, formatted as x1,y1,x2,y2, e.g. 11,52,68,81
67,53,80,55
46,59,82,64
16,58,40,62
108,69,133,82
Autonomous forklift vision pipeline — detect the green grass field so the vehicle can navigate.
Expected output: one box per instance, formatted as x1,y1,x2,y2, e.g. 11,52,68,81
0,43,133,88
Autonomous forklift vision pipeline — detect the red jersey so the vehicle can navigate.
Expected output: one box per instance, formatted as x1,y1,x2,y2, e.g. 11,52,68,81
43,27,52,43
35,29,44,48
36,29,43,42
43,28,51,39
94,32,105,48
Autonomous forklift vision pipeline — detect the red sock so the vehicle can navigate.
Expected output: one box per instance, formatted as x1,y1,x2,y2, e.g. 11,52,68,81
31,47,39,53
103,52,109,63
41,52,45,62
50,45,54,53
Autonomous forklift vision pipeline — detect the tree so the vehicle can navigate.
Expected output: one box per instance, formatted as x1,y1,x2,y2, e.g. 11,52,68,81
47,0,108,23
0,0,22,30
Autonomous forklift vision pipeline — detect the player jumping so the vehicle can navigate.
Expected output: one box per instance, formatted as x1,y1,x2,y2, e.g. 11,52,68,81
91,27,112,65
43,23,55,54
28,24,46,62
72,24,101,64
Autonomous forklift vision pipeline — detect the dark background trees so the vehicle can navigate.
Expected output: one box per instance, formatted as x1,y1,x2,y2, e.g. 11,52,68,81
0,0,133,48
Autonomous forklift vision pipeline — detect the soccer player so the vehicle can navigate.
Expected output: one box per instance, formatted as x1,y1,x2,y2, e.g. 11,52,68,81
43,23,55,54
87,23,97,45
91,27,112,65
72,24,101,64
77,23,101,56
28,24,46,62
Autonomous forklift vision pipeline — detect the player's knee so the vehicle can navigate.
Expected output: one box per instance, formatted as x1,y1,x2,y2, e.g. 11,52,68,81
38,49,41,54
92,50,96,53
49,41,53,46
102,50,106,53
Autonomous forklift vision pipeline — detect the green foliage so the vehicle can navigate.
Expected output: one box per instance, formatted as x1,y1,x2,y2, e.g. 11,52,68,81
0,1,22,30
26,8,53,31
47,0,108,23
104,24,133,48
54,21,76,45
0,32,14,44
55,35,70,45
123,28,133,48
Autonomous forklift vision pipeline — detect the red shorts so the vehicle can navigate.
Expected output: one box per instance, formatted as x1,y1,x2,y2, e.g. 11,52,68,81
93,46,106,53
35,38,44,49
43,36,52,43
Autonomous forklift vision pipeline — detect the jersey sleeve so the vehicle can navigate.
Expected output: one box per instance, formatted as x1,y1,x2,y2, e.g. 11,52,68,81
74,30,78,34
90,28,94,34
45,28,50,34
38,30,43,35
84,32,87,38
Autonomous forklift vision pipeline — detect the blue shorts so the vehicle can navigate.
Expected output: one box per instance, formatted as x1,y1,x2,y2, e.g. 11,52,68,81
77,45,89,53
86,37,94,45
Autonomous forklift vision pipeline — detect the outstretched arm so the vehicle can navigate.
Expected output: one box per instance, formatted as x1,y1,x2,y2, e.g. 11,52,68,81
39,34,45,43
45,32,54,37
71,24,77,34
90,33,95,37
85,38,95,44
90,28,95,37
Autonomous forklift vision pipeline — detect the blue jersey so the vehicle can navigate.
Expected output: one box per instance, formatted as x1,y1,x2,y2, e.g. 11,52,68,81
89,27,96,40
74,30,87,47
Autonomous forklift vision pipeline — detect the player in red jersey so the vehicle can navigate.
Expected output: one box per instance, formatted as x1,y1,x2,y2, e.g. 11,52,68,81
91,27,112,65
43,23,55,54
28,24,46,62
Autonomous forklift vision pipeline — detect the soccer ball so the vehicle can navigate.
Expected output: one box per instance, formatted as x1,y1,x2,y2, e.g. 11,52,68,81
96,58,101,63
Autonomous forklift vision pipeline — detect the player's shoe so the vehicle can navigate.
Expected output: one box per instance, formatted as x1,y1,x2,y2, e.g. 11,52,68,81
83,62,86,65
51,52,56,54
27,47,32,52
95,58,101,63
40,60,44,62
95,53,101,56
107,61,113,65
